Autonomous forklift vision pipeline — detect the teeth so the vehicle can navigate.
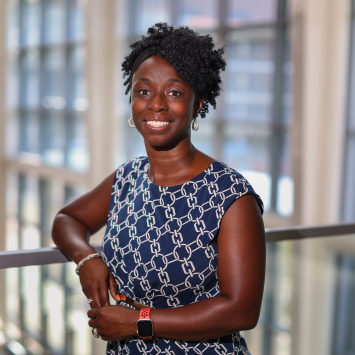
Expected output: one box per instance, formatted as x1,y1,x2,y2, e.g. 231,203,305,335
146,121,170,127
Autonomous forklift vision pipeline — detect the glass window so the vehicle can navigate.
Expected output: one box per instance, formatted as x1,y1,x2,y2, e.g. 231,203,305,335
7,0,89,172
67,46,87,108
65,114,89,172
38,111,64,167
42,48,66,99
120,0,292,217
7,0,19,49
20,49,40,108
222,123,272,209
20,0,41,47
68,0,86,41
224,29,275,122
227,0,277,27
178,0,219,29
276,134,294,216
133,0,171,35
43,0,67,44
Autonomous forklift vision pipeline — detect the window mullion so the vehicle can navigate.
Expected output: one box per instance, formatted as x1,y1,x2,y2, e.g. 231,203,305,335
270,0,288,212
342,0,355,222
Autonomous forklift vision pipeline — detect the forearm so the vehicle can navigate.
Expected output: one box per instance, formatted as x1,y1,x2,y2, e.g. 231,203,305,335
150,296,259,341
89,294,260,342
52,213,96,263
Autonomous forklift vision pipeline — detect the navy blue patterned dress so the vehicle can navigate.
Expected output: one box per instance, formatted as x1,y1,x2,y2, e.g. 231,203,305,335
101,156,263,355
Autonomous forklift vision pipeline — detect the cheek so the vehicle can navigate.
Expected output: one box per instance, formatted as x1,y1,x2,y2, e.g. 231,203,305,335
131,97,146,113
172,101,194,118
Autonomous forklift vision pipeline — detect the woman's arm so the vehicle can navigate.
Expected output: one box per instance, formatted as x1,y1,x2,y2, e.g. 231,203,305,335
52,171,121,307
88,194,265,341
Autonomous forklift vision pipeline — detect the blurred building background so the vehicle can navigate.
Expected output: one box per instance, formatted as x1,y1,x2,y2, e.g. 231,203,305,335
0,0,354,354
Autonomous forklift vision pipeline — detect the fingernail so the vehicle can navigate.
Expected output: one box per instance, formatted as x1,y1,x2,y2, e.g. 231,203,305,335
119,294,126,301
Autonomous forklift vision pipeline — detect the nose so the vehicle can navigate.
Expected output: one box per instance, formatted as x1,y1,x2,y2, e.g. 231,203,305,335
148,93,168,113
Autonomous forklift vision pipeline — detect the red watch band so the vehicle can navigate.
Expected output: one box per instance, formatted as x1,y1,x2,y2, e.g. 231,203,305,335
139,308,151,320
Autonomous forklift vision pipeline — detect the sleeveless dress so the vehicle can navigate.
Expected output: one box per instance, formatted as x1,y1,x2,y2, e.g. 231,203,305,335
101,156,264,355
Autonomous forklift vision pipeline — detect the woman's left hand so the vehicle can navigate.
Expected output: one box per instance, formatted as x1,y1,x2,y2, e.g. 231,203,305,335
88,305,140,341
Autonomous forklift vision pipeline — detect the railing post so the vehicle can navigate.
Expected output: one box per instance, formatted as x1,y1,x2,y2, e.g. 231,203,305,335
19,294,25,345
41,310,49,355
65,327,74,355
262,242,278,355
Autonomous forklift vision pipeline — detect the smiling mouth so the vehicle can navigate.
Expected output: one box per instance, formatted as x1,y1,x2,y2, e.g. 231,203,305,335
146,121,170,127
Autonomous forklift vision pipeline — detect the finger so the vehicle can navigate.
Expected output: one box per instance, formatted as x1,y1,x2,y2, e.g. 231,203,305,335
81,287,96,308
109,273,120,302
84,285,101,309
88,319,97,328
92,287,103,308
98,282,110,307
88,308,98,319
91,327,102,339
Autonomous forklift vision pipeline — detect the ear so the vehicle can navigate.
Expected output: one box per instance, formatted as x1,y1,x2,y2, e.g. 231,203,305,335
194,96,204,117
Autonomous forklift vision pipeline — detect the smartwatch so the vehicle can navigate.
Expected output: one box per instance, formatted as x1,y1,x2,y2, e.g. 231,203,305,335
137,308,154,340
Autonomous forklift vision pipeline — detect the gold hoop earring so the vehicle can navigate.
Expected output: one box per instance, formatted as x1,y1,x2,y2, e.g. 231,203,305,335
192,118,199,131
127,117,135,128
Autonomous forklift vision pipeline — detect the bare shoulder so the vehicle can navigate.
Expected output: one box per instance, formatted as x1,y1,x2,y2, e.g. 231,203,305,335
220,194,264,236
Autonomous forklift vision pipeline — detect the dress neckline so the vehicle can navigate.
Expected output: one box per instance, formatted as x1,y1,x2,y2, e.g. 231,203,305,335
144,158,220,189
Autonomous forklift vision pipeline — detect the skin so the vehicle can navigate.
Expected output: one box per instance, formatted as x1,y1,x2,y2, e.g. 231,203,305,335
52,55,265,342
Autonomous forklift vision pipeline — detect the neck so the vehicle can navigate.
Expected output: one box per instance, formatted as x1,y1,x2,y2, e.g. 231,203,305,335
145,138,198,185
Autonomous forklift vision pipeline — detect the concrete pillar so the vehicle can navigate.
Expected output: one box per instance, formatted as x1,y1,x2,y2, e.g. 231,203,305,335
290,0,352,354
86,0,118,188
86,2,118,352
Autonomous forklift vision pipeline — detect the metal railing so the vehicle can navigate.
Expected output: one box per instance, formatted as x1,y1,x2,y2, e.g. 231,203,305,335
1,223,355,269
0,223,354,355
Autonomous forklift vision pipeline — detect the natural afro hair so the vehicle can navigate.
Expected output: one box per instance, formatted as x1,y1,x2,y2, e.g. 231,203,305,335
121,23,226,118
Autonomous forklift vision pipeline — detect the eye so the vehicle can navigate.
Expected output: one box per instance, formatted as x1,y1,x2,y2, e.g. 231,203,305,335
138,89,150,96
167,90,182,97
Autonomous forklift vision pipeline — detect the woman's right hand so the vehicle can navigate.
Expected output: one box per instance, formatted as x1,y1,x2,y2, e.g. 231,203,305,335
78,256,121,308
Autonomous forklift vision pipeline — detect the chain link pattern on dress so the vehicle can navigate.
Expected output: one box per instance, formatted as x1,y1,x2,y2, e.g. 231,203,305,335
102,157,263,355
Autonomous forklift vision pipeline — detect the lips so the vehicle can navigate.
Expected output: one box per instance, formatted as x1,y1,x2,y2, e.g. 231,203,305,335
143,115,172,131
146,121,170,127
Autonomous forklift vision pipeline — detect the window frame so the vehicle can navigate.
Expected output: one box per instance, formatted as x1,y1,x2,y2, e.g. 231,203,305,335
342,0,355,223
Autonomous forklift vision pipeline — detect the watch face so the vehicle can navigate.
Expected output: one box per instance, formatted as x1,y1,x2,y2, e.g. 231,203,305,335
137,319,153,337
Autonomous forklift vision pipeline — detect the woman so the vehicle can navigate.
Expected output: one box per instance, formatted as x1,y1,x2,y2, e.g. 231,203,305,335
52,23,265,355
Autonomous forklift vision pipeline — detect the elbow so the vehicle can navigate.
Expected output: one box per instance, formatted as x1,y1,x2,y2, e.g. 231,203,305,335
228,307,261,332
241,311,260,330
52,212,66,245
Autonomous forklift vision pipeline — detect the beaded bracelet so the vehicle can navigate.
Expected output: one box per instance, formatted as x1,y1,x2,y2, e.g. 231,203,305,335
75,253,101,275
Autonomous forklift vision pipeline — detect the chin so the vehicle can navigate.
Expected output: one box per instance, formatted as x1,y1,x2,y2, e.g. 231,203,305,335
146,135,190,152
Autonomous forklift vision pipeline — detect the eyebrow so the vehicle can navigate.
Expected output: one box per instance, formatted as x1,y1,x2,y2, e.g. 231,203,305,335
134,77,186,84
167,78,185,84
135,78,151,83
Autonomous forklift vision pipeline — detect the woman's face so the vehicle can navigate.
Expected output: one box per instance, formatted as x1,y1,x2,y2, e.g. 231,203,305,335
131,55,202,150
